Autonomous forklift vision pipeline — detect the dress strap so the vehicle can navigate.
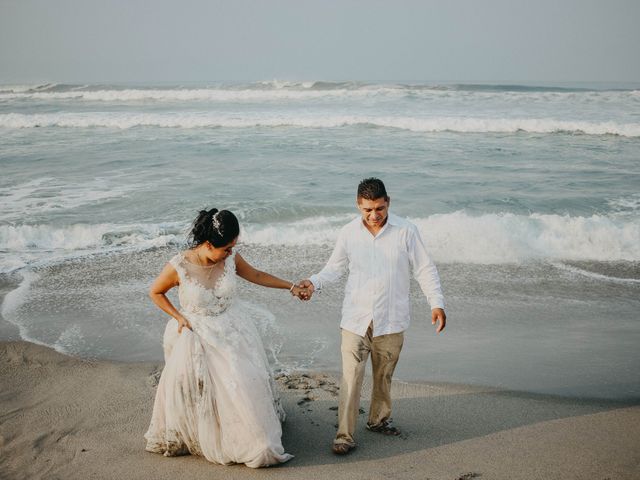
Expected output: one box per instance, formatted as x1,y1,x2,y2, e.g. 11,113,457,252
169,252,186,281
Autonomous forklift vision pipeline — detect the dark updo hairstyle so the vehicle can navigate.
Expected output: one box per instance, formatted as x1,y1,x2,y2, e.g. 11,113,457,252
188,208,240,248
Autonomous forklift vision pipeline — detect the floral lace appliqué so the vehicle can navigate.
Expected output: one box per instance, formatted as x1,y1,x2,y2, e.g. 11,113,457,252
171,252,237,317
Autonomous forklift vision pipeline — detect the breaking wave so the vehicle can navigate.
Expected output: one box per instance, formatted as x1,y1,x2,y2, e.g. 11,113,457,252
3,211,638,273
1,81,638,102
2,112,638,136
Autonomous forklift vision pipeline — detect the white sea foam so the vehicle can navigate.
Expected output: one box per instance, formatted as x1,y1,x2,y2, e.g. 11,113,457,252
1,212,638,270
0,223,182,273
52,324,84,355
552,263,640,285
2,112,638,136
411,212,640,263
0,223,181,251
0,87,387,102
0,84,637,102
242,214,352,246
0,84,47,94
257,80,317,89
0,269,80,353
0,269,53,348
0,270,38,317
607,194,640,215
248,212,640,263
0,177,140,221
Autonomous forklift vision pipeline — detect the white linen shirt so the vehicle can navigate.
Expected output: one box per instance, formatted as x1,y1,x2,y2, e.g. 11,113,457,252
309,213,445,337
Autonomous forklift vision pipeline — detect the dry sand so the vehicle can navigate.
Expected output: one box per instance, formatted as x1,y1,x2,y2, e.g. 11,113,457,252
1,341,638,480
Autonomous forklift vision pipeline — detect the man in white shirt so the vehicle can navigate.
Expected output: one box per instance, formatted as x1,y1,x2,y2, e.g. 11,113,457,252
300,178,446,455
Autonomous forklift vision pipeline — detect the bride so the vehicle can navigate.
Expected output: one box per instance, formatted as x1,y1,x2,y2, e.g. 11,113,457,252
144,208,306,468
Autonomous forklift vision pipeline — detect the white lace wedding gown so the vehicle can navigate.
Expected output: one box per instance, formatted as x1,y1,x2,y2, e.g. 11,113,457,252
144,251,293,468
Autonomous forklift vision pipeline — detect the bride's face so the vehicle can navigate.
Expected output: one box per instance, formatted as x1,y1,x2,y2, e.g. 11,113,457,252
207,237,238,263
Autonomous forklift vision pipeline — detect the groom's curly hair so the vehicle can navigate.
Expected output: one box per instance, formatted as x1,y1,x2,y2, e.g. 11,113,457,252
357,177,389,201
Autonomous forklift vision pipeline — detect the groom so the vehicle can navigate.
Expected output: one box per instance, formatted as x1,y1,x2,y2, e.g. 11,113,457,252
299,177,446,455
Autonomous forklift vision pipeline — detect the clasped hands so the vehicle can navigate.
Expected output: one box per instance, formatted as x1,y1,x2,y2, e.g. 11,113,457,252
290,279,314,301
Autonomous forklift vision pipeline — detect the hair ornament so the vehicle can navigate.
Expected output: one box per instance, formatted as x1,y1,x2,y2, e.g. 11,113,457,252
212,211,223,236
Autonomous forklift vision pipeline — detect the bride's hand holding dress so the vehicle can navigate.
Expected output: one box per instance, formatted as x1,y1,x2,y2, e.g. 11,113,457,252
144,209,300,468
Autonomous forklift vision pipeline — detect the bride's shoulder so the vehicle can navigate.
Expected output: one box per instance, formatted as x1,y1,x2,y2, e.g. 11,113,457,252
168,251,186,269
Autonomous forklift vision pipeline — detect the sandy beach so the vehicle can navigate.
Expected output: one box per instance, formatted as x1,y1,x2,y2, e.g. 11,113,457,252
0,341,638,480
3,1,640,478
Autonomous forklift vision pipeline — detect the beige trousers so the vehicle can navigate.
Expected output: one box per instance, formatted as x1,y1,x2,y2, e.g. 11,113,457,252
334,323,404,446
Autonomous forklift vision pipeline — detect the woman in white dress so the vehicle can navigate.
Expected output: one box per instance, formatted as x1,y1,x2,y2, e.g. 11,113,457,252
144,208,305,468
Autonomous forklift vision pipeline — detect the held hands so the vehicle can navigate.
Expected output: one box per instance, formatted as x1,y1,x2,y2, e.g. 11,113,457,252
431,308,446,333
290,279,315,301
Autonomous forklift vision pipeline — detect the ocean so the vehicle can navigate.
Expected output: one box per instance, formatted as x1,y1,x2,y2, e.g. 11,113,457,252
1,81,639,400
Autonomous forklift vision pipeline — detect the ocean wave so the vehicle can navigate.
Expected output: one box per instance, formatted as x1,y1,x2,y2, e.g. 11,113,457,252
552,263,640,285
1,82,638,102
410,212,640,264
0,270,38,317
0,83,55,94
244,212,640,263
0,223,185,260
2,212,638,269
0,270,52,348
256,80,317,89
0,177,141,221
607,194,640,215
0,86,394,102
1,112,638,136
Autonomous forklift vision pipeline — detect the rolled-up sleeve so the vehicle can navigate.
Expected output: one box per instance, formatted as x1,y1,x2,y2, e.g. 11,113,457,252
408,225,445,310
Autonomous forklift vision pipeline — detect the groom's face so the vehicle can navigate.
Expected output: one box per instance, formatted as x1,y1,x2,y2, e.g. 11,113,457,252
357,196,390,229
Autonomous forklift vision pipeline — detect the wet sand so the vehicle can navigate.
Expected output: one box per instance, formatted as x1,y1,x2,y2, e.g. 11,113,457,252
1,341,638,480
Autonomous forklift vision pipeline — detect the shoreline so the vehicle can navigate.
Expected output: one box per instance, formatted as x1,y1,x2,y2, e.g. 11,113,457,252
2,247,639,401
1,340,639,480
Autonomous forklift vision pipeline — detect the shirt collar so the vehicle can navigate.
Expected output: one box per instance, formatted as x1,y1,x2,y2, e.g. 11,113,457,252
358,212,399,235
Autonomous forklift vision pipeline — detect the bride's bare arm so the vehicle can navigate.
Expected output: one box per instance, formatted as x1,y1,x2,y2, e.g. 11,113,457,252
235,253,307,298
149,263,192,332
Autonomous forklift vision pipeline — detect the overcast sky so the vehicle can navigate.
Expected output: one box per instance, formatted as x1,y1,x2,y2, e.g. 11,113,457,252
1,0,639,84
